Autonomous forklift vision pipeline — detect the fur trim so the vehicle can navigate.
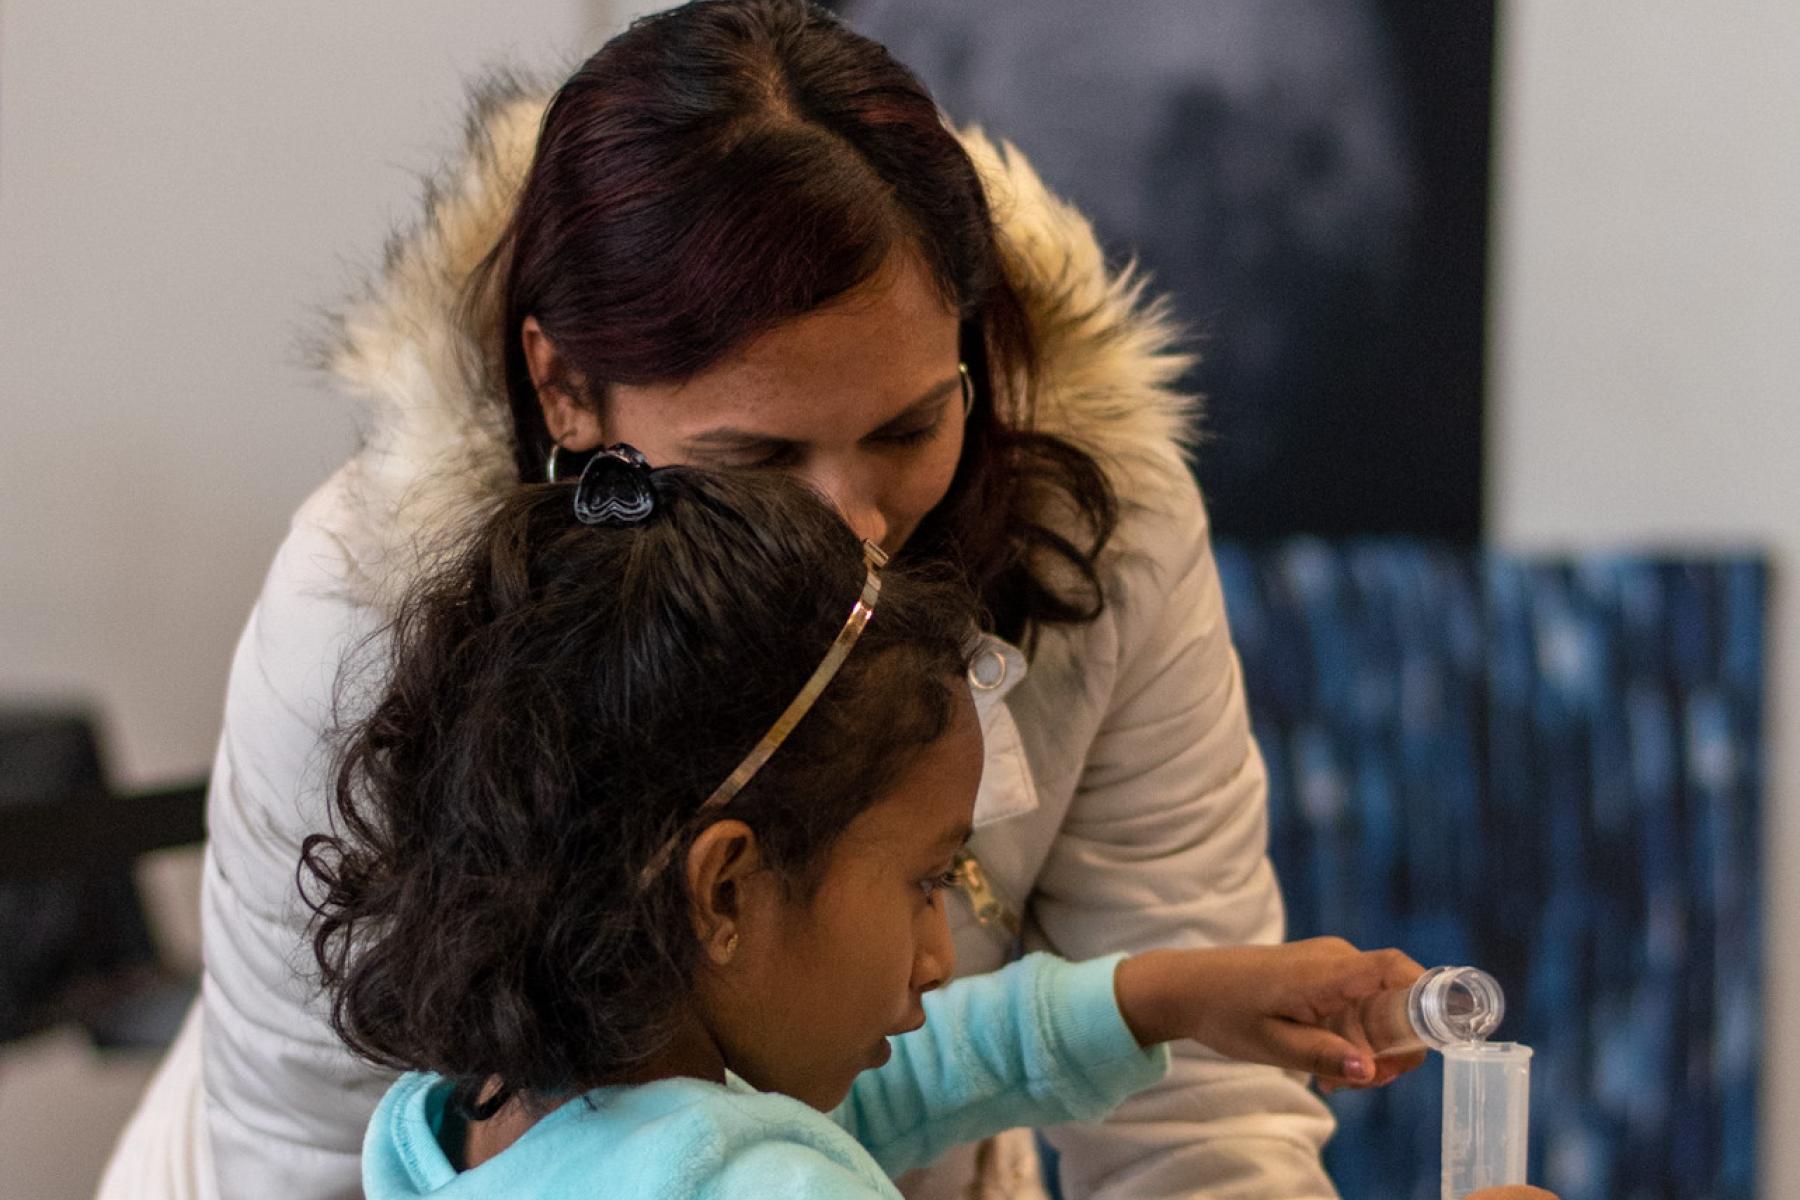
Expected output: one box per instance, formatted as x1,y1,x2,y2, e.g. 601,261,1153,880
956,129,1197,485
318,83,1198,612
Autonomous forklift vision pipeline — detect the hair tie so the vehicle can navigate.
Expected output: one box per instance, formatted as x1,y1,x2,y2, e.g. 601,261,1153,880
573,444,656,526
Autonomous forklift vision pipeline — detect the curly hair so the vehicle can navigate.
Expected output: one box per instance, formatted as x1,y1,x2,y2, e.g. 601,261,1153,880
300,469,977,1112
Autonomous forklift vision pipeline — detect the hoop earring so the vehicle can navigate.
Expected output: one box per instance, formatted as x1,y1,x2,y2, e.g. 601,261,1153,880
958,362,974,419
546,442,565,483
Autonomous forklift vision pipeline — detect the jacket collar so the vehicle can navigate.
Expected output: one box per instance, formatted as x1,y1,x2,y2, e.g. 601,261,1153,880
318,75,1197,614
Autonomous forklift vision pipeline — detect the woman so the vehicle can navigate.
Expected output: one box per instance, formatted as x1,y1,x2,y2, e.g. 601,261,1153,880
108,2,1396,1197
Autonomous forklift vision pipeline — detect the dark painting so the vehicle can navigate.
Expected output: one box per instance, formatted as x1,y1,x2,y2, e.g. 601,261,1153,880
838,1,1494,540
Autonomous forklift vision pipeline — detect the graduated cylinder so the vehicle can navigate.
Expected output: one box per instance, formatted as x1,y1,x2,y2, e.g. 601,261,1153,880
1441,1041,1532,1200
1348,965,1530,1198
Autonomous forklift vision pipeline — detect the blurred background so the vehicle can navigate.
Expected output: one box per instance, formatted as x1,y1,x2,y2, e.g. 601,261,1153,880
0,2,1793,1198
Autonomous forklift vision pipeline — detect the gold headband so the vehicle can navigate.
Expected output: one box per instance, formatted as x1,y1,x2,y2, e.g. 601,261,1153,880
636,539,890,888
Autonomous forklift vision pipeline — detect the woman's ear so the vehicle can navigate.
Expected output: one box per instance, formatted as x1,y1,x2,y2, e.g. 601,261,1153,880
522,316,605,452
684,820,764,966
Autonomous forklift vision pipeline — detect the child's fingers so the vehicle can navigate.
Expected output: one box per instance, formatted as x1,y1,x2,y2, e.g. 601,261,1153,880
1320,946,1425,1002
1289,943,1425,1015
1365,946,1427,992
1370,1048,1427,1085
1274,1022,1375,1085
1324,1047,1426,1094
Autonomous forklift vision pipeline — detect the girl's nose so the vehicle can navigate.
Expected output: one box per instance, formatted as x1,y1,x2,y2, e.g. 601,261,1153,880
911,906,956,995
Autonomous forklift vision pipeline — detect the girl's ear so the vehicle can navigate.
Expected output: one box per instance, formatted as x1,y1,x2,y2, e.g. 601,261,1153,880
684,819,763,966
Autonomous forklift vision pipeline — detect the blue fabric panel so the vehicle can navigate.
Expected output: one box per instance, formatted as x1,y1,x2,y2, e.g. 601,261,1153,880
1214,542,1765,1200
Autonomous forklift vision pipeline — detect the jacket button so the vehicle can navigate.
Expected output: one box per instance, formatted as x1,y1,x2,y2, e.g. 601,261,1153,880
968,648,1008,691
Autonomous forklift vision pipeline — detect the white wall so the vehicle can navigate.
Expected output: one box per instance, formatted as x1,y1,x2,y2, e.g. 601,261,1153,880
1489,3,1800,1195
0,0,616,785
1,8,634,1195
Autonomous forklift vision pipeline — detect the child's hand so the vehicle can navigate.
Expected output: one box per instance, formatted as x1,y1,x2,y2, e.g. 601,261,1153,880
1114,938,1426,1089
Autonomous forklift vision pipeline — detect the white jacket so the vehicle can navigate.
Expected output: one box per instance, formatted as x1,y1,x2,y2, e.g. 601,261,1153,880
105,83,1337,1200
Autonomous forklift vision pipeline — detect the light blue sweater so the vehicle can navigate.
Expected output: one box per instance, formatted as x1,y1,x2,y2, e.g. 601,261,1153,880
363,953,1169,1198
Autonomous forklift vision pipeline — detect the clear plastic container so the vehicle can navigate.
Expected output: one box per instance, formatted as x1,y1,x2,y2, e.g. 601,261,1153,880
1440,1041,1532,1200
1350,965,1530,1196
1360,965,1506,1057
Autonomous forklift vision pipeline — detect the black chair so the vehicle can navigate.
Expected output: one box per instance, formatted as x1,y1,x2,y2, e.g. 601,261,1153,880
0,707,206,1051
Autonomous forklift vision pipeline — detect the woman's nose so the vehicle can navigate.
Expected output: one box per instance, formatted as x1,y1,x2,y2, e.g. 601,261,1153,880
807,469,889,548
843,504,889,550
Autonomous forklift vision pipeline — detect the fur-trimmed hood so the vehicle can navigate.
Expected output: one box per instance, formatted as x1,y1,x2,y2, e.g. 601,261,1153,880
320,76,1196,614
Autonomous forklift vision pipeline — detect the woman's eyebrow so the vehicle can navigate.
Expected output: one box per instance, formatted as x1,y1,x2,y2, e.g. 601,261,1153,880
684,376,962,450
684,428,796,453
868,377,962,434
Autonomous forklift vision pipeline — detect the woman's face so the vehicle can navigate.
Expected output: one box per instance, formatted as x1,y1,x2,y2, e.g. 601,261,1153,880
530,253,966,557
699,684,982,1111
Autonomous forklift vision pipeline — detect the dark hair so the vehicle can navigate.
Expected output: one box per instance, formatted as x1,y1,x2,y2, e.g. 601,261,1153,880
474,0,1117,646
301,469,976,1108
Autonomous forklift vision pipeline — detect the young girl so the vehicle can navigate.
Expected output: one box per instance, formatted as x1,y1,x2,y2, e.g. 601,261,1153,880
300,452,1434,1199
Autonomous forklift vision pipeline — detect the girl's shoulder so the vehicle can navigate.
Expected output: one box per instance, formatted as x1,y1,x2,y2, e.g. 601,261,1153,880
565,1079,897,1199
364,1073,897,1200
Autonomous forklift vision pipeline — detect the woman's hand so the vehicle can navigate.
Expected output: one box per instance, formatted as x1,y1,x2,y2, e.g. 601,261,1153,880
1114,938,1426,1089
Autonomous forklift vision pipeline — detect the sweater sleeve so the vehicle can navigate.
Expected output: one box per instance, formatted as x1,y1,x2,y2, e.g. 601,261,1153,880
830,954,1168,1178
1027,473,1340,1200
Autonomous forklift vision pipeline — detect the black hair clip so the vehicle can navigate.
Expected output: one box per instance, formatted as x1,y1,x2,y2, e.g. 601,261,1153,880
573,443,657,526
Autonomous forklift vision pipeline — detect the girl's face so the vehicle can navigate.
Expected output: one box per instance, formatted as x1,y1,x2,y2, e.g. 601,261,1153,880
697,684,983,1111
529,252,966,558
